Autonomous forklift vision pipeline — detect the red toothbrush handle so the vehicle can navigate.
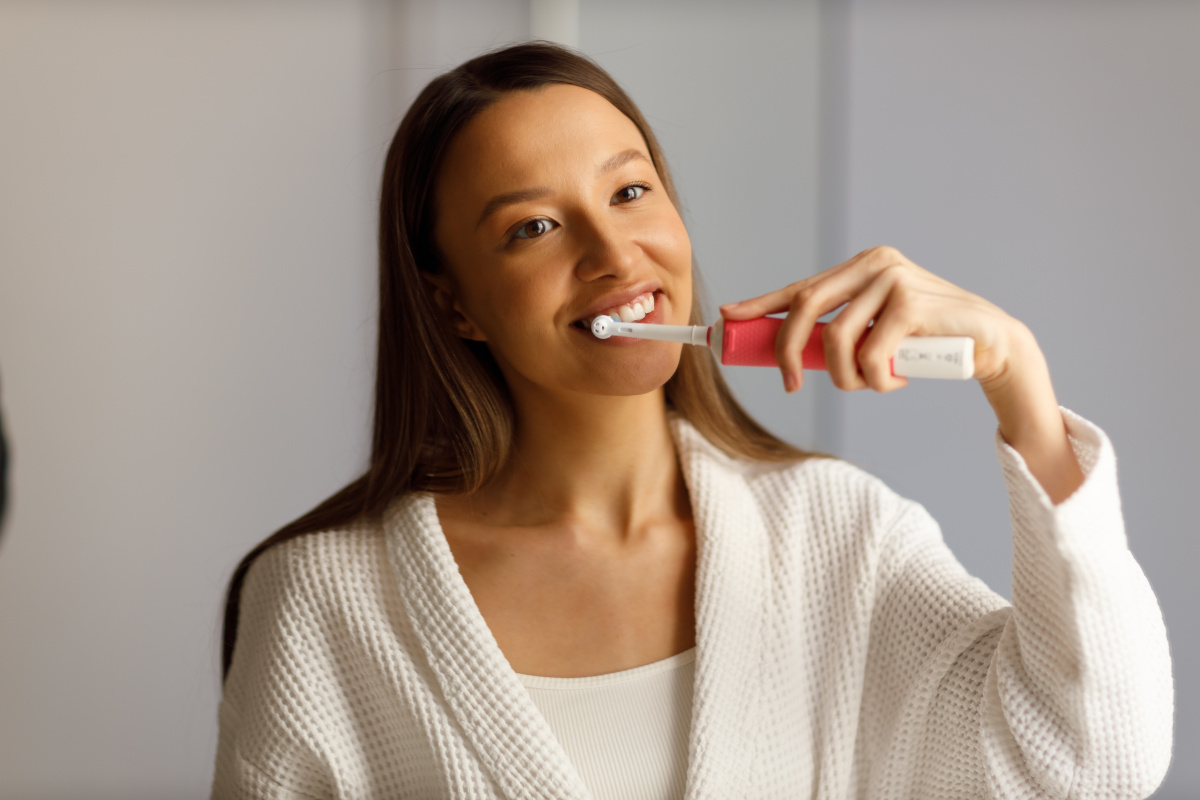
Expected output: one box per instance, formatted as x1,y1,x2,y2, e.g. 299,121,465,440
721,318,873,372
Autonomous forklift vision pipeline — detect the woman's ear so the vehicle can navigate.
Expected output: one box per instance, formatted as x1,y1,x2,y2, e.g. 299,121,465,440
420,272,487,342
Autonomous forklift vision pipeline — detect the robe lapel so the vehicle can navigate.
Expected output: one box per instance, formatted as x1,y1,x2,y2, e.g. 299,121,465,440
670,416,770,800
383,492,593,800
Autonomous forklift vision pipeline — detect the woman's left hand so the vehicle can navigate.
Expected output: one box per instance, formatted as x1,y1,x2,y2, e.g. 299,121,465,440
719,246,1085,503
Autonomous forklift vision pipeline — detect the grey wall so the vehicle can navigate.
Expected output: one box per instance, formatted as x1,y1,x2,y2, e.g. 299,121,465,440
0,3,383,796
829,2,1199,796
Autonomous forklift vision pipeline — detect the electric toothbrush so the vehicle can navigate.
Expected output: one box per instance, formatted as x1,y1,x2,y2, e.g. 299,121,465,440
590,315,975,380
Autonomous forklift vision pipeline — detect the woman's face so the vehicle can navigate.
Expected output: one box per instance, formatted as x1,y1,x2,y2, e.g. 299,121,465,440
431,83,693,399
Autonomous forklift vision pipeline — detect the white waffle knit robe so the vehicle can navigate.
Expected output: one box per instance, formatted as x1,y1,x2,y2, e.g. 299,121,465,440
211,407,1173,799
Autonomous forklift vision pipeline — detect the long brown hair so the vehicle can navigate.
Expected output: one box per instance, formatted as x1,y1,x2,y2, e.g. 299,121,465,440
220,41,828,683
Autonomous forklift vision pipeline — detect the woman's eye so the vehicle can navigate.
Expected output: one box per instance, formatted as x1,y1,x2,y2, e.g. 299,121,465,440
512,218,557,240
613,183,648,204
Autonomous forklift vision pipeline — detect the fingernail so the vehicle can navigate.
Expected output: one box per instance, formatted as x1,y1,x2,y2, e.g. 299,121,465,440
783,372,796,393
720,301,741,310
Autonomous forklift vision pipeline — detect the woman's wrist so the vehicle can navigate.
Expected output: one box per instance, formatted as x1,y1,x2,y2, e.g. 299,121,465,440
981,323,1085,504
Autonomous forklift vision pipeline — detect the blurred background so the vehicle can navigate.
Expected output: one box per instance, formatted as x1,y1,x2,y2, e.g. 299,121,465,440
0,1,1195,797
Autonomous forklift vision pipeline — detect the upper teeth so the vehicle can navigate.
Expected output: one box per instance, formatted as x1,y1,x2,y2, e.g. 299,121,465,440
594,291,655,323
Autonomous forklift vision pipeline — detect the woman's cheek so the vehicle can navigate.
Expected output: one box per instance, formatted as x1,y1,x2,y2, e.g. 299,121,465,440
646,210,692,268
646,215,693,320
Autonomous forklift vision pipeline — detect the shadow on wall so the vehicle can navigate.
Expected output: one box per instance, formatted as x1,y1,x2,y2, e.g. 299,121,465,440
0,372,7,539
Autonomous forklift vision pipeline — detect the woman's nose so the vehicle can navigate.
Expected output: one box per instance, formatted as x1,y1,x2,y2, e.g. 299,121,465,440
572,214,641,282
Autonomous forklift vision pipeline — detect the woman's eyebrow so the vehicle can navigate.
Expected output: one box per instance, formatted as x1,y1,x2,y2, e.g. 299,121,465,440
476,188,551,230
597,148,651,175
474,149,651,230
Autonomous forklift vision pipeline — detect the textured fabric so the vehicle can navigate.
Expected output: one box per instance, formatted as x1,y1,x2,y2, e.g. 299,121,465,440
515,647,696,800
211,407,1174,799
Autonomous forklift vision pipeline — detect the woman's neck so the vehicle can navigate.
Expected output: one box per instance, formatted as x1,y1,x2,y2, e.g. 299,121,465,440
445,387,690,548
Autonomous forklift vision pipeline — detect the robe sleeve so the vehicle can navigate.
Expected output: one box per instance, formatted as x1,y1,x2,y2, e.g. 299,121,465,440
210,546,336,800
859,407,1173,799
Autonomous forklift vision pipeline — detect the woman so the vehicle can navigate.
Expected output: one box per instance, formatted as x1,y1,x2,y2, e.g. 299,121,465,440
211,42,1172,799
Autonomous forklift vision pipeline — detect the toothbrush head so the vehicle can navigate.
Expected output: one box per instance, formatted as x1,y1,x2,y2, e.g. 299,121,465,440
591,315,615,339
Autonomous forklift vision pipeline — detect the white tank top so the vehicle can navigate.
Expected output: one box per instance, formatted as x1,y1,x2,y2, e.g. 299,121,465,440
515,647,696,800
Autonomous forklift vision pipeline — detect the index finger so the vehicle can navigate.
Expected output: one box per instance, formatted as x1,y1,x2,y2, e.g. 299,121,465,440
719,252,865,319
719,247,905,319
719,279,809,320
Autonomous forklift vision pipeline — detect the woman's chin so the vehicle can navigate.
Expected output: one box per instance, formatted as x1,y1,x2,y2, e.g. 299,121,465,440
577,355,681,397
